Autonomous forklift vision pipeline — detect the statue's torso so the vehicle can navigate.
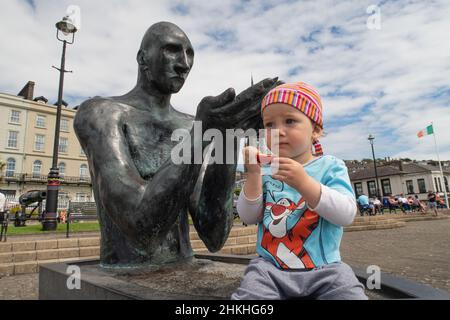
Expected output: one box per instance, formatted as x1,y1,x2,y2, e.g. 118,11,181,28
119,102,194,180
77,97,196,266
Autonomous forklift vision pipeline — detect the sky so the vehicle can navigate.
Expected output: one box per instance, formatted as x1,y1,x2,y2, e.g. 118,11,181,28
1,0,449,161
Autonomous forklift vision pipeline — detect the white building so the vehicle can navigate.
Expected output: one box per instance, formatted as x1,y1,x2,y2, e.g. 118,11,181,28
349,161,450,201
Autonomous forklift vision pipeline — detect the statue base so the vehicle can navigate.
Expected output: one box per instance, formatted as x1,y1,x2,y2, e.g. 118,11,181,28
38,254,252,300
39,253,447,300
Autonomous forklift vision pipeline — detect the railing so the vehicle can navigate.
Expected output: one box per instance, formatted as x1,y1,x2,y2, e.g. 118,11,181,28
2,173,91,184
7,197,85,210
66,201,98,238
2,173,23,182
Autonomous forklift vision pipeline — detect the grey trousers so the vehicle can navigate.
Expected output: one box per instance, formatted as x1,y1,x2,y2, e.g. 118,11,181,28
231,257,368,300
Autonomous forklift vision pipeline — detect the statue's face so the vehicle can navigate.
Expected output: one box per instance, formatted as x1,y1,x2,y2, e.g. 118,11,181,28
143,29,194,94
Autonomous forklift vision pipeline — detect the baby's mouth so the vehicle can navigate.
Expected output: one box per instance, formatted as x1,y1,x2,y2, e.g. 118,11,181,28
277,142,289,148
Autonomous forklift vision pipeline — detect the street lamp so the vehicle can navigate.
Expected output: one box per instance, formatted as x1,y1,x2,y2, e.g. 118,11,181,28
43,16,77,231
368,134,381,199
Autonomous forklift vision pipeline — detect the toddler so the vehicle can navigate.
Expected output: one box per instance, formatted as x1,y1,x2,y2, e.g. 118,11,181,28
231,82,367,300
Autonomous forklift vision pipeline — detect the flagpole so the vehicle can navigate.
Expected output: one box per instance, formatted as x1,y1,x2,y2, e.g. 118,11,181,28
431,122,449,208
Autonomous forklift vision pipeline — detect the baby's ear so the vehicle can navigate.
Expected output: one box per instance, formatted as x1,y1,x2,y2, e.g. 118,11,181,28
313,124,324,139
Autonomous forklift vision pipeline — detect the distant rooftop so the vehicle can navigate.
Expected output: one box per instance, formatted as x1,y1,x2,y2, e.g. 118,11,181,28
6,81,73,108
349,161,450,181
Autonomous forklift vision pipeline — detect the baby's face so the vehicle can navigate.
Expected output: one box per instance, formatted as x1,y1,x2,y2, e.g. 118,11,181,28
262,103,321,159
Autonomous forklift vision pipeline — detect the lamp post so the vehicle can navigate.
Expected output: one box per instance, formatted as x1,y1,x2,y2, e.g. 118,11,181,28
42,16,77,231
368,134,381,199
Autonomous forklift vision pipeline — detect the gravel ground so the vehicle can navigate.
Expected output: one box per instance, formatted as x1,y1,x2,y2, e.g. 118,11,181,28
1,219,449,300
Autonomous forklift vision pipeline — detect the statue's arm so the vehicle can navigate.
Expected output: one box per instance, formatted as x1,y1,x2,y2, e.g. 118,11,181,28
189,142,237,252
74,99,202,243
188,78,279,252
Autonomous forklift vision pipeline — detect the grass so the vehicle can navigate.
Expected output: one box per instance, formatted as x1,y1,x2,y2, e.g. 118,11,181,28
4,222,101,236
3,215,242,236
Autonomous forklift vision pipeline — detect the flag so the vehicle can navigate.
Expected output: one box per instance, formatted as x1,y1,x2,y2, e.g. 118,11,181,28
417,124,434,138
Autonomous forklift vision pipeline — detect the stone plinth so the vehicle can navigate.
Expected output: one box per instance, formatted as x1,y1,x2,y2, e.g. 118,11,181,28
39,256,249,300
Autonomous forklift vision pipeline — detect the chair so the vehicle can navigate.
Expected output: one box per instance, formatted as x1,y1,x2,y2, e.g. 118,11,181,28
383,198,396,214
358,203,371,216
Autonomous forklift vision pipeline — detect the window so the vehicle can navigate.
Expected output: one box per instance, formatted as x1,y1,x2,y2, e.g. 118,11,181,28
34,134,45,151
5,158,16,177
32,160,42,178
9,110,20,124
437,177,443,192
58,162,66,177
58,192,69,209
381,179,392,196
60,118,69,132
445,177,449,193
354,182,363,197
58,137,68,154
36,115,46,128
405,180,414,194
76,193,88,202
80,164,89,180
434,177,439,192
367,180,377,198
417,179,426,193
7,131,19,148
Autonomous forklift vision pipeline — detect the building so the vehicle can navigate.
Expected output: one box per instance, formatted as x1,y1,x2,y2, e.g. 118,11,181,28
0,82,92,207
349,160,450,201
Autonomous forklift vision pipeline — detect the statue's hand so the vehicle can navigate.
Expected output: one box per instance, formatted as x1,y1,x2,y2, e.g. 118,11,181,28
195,77,281,132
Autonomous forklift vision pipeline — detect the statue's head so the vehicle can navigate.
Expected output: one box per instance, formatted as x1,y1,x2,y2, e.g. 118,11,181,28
137,22,194,94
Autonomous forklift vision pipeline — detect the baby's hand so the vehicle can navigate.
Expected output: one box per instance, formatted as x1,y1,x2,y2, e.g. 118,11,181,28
242,146,261,174
271,157,307,191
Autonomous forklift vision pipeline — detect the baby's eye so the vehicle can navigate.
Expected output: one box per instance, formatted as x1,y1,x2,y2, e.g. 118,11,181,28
265,122,273,128
285,119,296,125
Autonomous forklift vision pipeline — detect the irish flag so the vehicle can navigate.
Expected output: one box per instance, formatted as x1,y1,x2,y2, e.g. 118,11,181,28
417,124,434,138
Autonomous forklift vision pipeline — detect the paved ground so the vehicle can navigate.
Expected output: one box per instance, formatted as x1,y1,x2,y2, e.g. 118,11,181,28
0,219,449,300
0,274,38,300
341,219,450,293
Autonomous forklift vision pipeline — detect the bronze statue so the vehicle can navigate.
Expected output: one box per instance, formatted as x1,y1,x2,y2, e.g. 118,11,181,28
74,21,278,267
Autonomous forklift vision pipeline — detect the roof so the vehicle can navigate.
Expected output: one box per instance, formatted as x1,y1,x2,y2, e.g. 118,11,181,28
349,162,450,181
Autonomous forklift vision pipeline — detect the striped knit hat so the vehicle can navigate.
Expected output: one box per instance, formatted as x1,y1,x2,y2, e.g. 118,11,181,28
261,82,324,155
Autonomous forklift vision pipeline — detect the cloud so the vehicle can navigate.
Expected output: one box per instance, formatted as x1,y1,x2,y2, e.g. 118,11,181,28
0,0,449,161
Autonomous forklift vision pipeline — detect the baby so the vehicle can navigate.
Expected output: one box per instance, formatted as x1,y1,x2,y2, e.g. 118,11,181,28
231,82,367,300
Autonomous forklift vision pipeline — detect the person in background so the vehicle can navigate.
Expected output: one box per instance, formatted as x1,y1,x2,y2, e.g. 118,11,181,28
397,194,410,213
0,192,8,242
0,192,6,214
388,195,399,213
427,190,438,216
413,195,426,214
357,194,372,216
435,193,446,209
372,196,382,215
59,210,67,224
